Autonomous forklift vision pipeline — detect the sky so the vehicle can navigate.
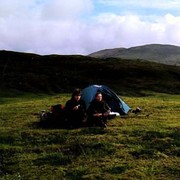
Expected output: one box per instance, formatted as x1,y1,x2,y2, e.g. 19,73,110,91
1,0,180,55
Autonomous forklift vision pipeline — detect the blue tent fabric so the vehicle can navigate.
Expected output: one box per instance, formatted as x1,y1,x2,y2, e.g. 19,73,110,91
81,85,130,115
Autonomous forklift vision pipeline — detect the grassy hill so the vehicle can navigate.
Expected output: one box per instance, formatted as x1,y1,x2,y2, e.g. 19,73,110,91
89,44,180,66
0,50,179,179
0,50,180,95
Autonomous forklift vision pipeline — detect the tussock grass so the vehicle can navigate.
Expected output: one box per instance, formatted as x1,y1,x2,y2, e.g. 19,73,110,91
0,91,179,179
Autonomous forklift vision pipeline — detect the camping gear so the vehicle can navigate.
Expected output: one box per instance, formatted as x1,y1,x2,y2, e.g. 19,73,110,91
39,104,67,128
51,104,65,118
132,107,141,114
81,85,130,115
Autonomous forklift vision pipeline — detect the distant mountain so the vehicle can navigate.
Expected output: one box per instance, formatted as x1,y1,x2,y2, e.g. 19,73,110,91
89,44,180,66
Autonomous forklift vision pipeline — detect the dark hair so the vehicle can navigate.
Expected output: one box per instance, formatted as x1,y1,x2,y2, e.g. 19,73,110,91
72,88,81,97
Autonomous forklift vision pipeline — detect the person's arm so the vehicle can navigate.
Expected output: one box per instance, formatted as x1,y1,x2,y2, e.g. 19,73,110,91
78,100,86,111
93,113,103,117
103,102,111,116
65,100,75,111
92,107,103,117
73,105,80,111
87,101,100,116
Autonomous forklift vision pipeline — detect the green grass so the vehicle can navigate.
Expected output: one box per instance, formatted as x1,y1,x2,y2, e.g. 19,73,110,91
0,91,180,179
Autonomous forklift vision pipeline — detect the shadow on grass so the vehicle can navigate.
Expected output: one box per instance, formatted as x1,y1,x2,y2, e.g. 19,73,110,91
126,129,180,158
80,127,107,135
34,153,72,166
20,131,68,146
106,164,131,174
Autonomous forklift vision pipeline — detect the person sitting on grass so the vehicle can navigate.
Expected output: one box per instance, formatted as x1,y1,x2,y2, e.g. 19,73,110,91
65,88,87,128
87,92,111,128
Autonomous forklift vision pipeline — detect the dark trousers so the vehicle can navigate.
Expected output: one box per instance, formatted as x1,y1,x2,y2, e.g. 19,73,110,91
88,116,108,127
66,111,87,128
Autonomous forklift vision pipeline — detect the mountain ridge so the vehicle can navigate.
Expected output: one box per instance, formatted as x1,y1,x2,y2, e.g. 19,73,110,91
89,44,180,66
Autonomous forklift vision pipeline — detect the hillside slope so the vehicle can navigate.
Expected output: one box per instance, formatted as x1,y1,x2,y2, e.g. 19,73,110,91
0,50,179,95
89,44,180,66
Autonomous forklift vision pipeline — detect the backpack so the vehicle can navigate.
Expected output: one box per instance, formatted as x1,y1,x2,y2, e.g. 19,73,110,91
39,104,68,128
50,104,65,117
40,110,53,122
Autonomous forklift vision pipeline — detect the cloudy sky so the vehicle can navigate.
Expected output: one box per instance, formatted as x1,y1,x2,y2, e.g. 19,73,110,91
1,0,180,55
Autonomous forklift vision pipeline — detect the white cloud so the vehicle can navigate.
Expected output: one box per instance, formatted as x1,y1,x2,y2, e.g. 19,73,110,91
0,0,180,55
98,0,180,10
0,0,94,54
40,0,93,20
0,0,93,20
0,0,39,18
91,13,180,48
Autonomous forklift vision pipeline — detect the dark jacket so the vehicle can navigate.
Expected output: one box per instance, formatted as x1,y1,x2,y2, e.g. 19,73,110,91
87,99,110,116
65,99,86,113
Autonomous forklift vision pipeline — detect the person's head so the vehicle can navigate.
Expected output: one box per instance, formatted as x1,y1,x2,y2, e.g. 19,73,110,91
95,92,102,102
72,88,81,101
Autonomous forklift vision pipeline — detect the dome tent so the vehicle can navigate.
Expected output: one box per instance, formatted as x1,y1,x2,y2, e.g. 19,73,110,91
81,85,130,115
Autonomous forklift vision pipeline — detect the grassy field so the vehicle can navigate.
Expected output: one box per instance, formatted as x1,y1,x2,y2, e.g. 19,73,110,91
0,91,179,179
